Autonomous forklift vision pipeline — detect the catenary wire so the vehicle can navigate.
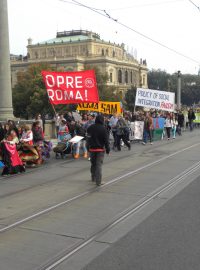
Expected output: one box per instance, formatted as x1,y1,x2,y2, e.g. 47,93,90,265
108,0,186,11
62,0,200,65
188,0,200,11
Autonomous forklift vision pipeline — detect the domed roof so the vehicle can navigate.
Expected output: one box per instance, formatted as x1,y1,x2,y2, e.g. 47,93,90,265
36,30,100,45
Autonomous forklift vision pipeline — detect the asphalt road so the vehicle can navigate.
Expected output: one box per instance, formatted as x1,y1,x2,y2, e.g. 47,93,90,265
82,174,200,270
1,129,200,270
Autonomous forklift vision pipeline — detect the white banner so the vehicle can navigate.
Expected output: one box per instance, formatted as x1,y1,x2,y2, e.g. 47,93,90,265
135,88,175,112
130,121,144,141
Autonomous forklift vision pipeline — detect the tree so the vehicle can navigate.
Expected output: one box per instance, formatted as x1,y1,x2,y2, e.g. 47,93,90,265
13,63,122,119
148,69,171,91
147,69,200,106
124,86,137,112
13,63,54,119
84,65,121,101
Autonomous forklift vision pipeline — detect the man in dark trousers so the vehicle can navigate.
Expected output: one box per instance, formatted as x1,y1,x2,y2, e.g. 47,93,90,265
188,108,196,131
87,115,110,186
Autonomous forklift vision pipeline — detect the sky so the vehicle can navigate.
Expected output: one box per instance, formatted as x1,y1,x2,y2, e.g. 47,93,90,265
7,0,200,75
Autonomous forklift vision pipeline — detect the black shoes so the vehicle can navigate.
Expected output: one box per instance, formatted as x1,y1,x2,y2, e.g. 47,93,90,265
96,181,105,186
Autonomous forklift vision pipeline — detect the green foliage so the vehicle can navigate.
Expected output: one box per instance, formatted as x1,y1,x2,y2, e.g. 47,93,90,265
13,64,122,119
178,74,200,105
84,65,121,102
148,69,171,91
124,86,137,112
148,69,200,106
13,63,54,119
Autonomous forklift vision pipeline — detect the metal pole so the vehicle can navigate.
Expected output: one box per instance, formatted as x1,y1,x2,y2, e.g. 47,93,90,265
177,70,181,110
0,0,14,120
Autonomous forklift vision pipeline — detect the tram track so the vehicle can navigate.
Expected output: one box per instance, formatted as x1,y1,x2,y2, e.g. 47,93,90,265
0,142,199,235
0,134,196,201
0,137,200,269
39,157,200,270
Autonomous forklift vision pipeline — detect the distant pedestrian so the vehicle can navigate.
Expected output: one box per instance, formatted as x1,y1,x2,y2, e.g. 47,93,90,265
35,114,43,131
165,114,172,140
54,113,60,137
142,112,153,145
109,113,118,150
188,108,195,131
177,110,184,135
116,115,131,150
87,115,110,186
171,114,178,139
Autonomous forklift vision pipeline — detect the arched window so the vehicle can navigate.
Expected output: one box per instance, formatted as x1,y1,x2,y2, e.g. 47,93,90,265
118,70,122,83
110,73,113,83
125,70,128,83
102,49,105,56
143,75,146,85
130,71,133,83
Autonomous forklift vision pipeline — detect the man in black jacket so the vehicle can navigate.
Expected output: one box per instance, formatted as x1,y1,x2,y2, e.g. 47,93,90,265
87,115,110,186
188,108,196,131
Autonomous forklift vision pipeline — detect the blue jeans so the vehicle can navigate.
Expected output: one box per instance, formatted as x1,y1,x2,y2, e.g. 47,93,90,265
189,120,194,131
172,126,176,138
143,129,152,143
73,140,87,155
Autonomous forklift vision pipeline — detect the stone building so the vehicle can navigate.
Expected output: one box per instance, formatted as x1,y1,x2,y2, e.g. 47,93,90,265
11,30,148,94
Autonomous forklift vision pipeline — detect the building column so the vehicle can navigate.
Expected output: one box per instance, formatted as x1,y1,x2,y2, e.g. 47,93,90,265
0,0,14,120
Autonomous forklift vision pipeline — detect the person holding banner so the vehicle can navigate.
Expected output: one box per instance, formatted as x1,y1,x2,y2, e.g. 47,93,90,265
142,112,153,145
87,115,110,186
109,113,118,150
69,120,87,159
165,114,173,140
116,115,131,151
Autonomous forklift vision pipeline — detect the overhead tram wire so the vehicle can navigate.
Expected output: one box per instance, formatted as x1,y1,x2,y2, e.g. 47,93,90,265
188,0,200,11
59,0,103,10
64,0,200,66
108,0,186,10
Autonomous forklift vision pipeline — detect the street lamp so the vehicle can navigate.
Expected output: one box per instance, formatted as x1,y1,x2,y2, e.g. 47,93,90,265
177,70,181,110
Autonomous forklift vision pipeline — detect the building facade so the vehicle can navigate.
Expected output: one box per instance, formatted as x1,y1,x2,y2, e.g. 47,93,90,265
11,30,148,94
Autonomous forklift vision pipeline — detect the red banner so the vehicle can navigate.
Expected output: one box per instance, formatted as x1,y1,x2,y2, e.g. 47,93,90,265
41,70,99,104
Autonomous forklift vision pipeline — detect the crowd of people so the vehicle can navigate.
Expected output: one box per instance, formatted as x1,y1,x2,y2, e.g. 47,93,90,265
0,115,52,175
0,108,197,183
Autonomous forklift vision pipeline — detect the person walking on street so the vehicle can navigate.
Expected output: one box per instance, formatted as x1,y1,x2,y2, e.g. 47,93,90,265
109,113,118,150
188,108,195,131
87,115,110,186
116,115,131,151
142,112,153,145
172,114,178,139
165,114,172,140
177,110,184,135
83,113,95,161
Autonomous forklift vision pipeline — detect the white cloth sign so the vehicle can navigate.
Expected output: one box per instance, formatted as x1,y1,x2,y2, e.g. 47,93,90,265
129,121,144,141
135,88,175,112
69,136,84,143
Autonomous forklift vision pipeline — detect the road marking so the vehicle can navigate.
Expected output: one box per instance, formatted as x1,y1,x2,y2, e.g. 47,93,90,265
43,160,200,270
0,142,200,235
